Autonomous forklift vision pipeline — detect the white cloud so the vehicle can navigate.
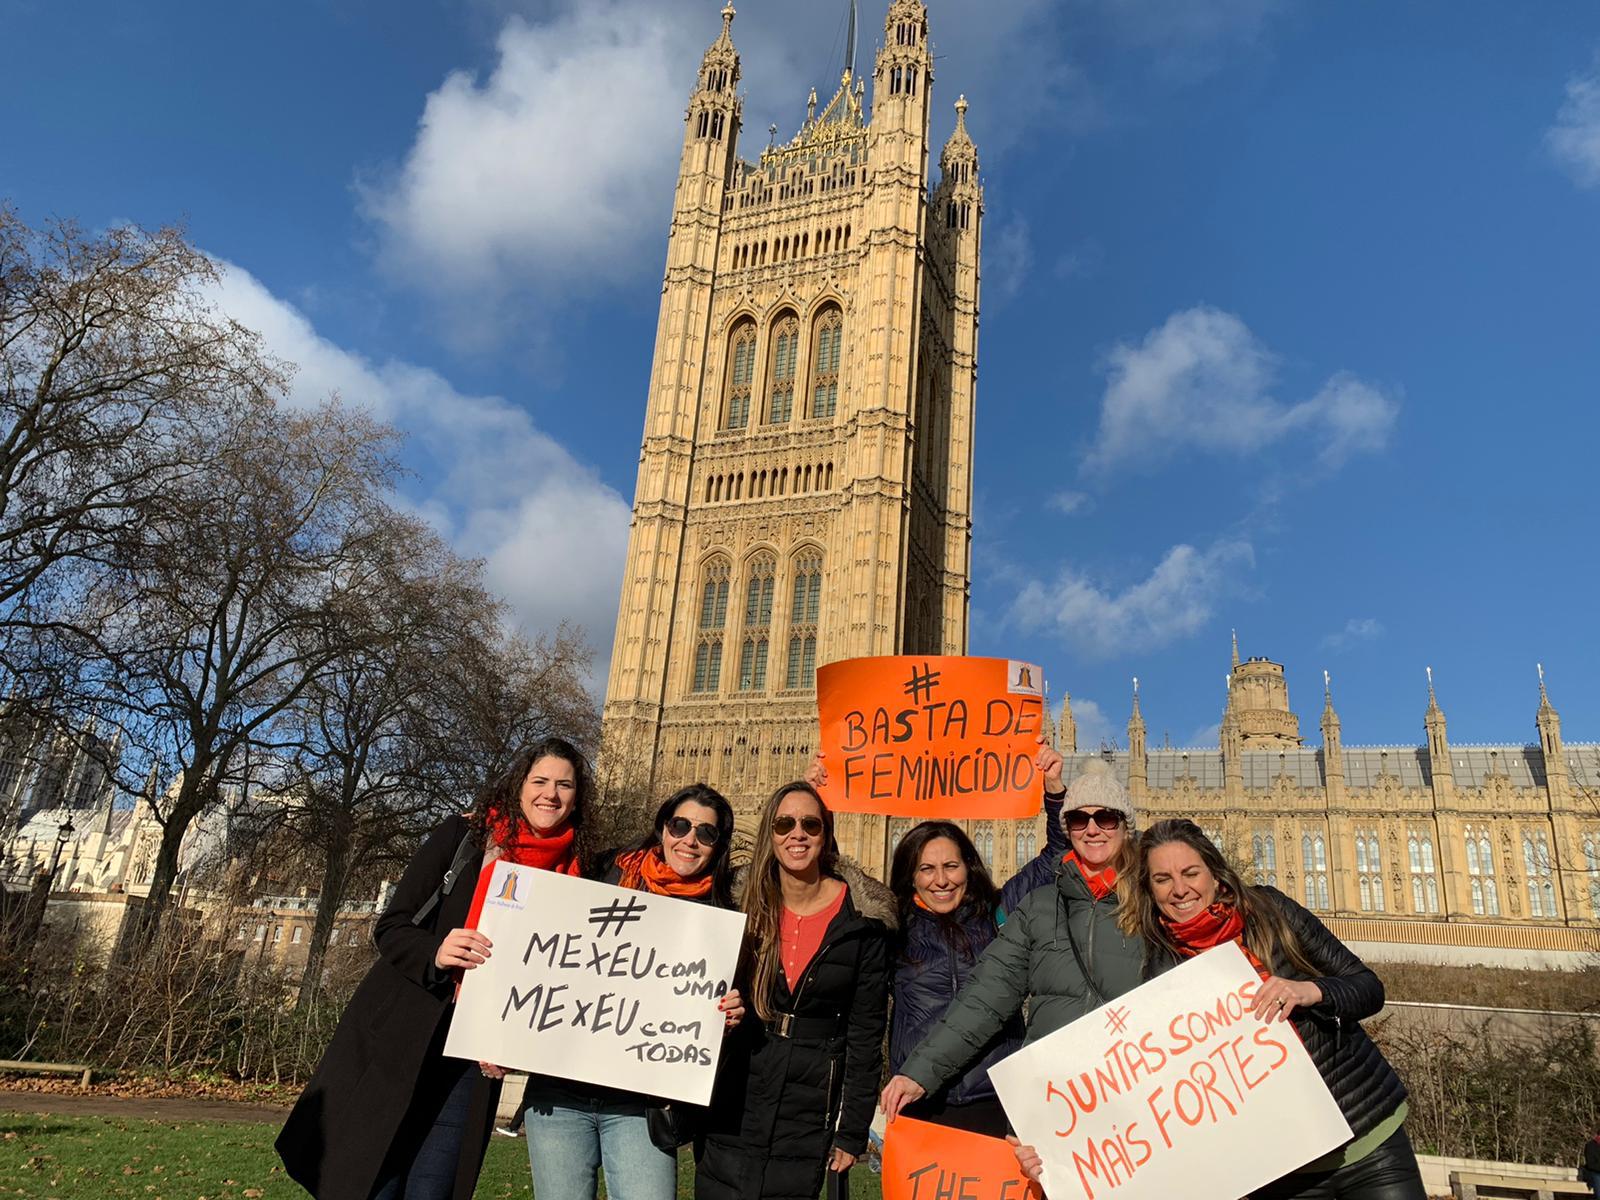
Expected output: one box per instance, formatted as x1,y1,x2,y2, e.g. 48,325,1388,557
1320,617,1384,651
1064,697,1116,751
361,4,694,312
210,261,631,658
986,217,1033,305
1184,721,1222,748
1048,490,1094,516
1083,306,1399,475
1547,54,1600,189
1010,537,1254,657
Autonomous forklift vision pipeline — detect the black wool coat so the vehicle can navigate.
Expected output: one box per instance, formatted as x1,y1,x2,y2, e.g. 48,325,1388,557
694,861,894,1200
1149,887,1408,1143
277,816,501,1200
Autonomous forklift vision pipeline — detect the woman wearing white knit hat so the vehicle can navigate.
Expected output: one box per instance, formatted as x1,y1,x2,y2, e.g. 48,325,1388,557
881,758,1146,1132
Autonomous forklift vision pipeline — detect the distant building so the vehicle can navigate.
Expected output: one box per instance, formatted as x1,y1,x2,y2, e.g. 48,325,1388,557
1053,637,1600,968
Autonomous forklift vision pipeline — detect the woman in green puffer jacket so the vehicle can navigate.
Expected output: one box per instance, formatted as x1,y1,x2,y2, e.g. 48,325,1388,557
880,760,1147,1121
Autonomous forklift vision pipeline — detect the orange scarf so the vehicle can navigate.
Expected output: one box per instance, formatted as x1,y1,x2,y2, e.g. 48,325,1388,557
1165,901,1271,981
1064,850,1118,900
463,818,581,931
614,846,714,900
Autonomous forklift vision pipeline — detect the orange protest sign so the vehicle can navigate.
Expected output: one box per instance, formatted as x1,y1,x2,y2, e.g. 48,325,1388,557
882,1115,1043,1200
816,655,1043,818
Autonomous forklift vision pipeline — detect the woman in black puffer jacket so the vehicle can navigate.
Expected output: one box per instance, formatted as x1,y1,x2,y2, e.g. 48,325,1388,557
694,781,893,1200
885,742,1068,1136
1121,819,1422,1200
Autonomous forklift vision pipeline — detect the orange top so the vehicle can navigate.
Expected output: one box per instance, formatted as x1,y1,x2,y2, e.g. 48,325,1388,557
780,885,848,990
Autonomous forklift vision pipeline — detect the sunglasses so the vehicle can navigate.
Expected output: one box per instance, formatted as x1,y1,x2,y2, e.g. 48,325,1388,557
664,816,722,847
1066,809,1126,832
771,814,824,837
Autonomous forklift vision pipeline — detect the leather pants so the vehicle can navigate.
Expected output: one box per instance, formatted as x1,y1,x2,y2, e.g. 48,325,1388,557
1251,1126,1427,1200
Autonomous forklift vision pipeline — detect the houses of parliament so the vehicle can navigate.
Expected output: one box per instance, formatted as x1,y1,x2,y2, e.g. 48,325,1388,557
598,1,1599,965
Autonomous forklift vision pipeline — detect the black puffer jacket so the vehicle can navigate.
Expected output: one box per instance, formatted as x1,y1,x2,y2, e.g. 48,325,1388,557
695,860,894,1200
1149,888,1407,1141
888,798,1066,1108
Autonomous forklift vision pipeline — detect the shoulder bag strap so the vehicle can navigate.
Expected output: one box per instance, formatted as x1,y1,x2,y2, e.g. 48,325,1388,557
411,829,480,928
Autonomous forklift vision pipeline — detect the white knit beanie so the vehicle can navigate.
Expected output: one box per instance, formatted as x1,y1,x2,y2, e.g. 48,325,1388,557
1060,759,1137,828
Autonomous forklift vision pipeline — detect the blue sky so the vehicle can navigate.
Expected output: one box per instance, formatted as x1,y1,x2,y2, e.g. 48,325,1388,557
6,0,1598,753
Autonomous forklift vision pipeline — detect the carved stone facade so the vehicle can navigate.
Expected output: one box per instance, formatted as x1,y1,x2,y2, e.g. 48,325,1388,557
601,0,999,865
1060,645,1600,960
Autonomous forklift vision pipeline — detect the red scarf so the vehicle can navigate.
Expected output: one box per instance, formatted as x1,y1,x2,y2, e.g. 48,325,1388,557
614,846,713,900
1063,850,1117,900
1165,901,1271,981
464,817,581,930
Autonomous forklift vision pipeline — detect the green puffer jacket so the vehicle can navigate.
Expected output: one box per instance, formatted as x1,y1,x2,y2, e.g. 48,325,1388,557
898,860,1145,1094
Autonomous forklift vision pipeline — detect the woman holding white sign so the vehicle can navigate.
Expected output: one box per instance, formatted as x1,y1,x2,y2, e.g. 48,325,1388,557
880,760,1145,1123
1123,819,1424,1200
277,737,592,1200
519,783,745,1200
695,781,894,1200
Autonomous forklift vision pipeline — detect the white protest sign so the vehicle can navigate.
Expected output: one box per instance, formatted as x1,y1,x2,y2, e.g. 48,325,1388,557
443,862,747,1105
988,942,1351,1200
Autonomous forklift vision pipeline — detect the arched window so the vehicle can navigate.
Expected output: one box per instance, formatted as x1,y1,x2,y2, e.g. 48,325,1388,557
888,817,913,849
737,556,775,691
692,557,730,693
766,314,799,423
1465,826,1499,916
974,821,994,866
1584,832,1600,917
725,321,756,428
1301,833,1328,910
1355,830,1383,913
1252,832,1276,887
785,550,822,689
1523,831,1556,917
810,307,842,418
1408,833,1440,914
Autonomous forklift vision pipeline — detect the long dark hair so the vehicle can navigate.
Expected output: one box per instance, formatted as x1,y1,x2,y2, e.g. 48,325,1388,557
742,780,839,1021
1120,818,1320,977
889,820,1001,955
473,737,593,862
626,783,737,908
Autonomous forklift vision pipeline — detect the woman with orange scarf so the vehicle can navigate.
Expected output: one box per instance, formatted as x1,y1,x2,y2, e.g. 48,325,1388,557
278,737,592,1200
518,783,744,1200
1121,819,1422,1200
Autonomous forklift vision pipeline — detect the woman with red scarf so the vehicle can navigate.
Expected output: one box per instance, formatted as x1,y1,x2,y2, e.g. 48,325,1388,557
1121,819,1423,1200
278,737,592,1200
517,783,744,1200
879,760,1146,1126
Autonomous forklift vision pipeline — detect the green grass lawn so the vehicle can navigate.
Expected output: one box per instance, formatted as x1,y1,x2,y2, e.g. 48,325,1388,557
1,1112,885,1199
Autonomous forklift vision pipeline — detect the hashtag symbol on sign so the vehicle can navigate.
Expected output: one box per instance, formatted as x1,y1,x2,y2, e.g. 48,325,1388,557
588,896,648,938
903,662,942,703
1105,1006,1131,1035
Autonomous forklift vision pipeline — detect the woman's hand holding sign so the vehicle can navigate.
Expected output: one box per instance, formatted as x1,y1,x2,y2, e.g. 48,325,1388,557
1035,736,1064,793
718,989,745,1029
1007,1136,1044,1185
1251,974,1322,1022
879,1074,926,1121
435,927,492,971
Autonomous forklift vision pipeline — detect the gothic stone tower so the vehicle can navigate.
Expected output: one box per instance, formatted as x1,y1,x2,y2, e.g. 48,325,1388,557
601,0,983,866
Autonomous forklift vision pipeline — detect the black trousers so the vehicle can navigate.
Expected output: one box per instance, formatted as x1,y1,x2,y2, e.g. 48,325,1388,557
1251,1126,1426,1200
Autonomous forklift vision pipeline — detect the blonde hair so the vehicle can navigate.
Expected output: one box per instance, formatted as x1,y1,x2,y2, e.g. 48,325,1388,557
740,780,838,1022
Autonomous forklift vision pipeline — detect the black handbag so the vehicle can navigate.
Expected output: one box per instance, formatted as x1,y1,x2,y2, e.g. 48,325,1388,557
646,1104,694,1152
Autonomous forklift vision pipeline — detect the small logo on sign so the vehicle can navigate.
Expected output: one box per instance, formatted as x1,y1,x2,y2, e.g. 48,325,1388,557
1008,661,1042,696
488,868,525,909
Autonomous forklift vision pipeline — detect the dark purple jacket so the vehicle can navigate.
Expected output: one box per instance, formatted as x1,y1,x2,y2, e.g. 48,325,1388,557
888,799,1065,1108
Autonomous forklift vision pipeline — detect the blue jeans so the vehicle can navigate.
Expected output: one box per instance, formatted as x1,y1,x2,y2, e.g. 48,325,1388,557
523,1082,677,1200
371,1057,475,1200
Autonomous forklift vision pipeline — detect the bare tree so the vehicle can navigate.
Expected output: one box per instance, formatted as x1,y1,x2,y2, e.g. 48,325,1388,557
72,398,398,943
0,208,283,668
269,515,507,1006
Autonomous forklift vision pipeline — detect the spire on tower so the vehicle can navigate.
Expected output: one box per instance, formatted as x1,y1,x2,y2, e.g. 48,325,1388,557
1231,629,1240,671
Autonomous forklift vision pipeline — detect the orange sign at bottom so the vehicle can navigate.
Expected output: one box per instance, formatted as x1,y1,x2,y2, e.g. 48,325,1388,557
882,1115,1043,1200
